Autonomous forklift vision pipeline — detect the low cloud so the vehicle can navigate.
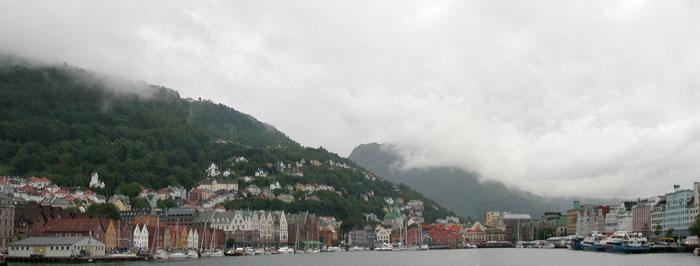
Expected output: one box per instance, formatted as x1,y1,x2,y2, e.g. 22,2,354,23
2,1,700,197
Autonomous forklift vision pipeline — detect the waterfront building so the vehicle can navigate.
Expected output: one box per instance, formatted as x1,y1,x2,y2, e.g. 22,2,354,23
662,186,695,237
0,192,15,250
650,196,666,237
566,201,580,236
14,203,75,240
503,213,531,242
463,222,486,243
133,224,149,251
42,218,106,243
575,205,608,235
632,198,653,235
423,223,461,249
348,228,368,247
375,225,391,244
605,206,619,233
406,223,422,246
287,211,320,249
484,211,503,229
186,228,199,249
8,236,105,258
160,208,196,226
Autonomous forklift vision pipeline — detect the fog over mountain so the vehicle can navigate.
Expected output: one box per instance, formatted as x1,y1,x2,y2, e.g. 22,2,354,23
348,142,619,219
2,1,700,197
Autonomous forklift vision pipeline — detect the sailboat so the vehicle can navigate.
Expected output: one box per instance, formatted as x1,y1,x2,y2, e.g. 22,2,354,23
151,216,170,259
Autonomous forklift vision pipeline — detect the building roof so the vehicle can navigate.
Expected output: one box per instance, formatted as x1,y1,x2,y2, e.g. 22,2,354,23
43,218,103,233
10,236,97,246
502,214,531,220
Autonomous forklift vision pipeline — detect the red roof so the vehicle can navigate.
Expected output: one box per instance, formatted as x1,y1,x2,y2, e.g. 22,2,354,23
43,218,103,233
30,177,51,183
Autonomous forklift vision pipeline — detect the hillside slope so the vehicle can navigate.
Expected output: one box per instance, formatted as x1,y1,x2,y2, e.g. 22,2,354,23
348,142,564,219
0,57,459,230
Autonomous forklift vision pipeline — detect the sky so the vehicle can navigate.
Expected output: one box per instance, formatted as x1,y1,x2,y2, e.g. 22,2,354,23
1,0,700,198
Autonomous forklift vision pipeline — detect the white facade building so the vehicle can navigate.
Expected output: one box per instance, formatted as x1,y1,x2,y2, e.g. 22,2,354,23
89,172,105,189
133,224,149,251
9,236,105,258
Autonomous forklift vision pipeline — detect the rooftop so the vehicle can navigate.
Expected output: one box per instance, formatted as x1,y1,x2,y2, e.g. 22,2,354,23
10,236,96,246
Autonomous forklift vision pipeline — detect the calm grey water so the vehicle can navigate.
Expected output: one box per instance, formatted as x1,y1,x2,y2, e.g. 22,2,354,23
13,249,699,266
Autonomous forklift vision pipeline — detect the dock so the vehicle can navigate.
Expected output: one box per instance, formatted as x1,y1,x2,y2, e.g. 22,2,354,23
6,255,151,263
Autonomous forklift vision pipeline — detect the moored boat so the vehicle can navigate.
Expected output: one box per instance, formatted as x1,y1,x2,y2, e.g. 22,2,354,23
623,233,650,253
581,232,606,252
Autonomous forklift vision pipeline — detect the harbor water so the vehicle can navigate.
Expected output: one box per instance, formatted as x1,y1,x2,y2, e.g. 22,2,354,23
9,248,698,266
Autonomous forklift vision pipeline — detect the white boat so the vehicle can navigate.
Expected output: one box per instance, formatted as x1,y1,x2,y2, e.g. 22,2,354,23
211,250,225,257
623,232,650,253
169,252,188,259
245,247,256,256
187,250,199,258
420,244,430,250
255,248,265,255
376,243,393,251
277,246,291,254
200,250,212,257
154,249,169,259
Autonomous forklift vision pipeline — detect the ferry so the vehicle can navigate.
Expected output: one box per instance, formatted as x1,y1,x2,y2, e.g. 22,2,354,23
604,232,627,253
581,232,606,252
622,232,650,253
566,235,584,250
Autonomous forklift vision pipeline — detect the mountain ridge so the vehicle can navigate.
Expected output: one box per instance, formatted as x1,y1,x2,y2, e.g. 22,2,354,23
348,142,569,219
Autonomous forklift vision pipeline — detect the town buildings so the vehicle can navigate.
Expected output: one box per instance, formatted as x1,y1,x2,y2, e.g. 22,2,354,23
662,187,695,237
9,236,105,258
503,213,531,242
0,192,15,250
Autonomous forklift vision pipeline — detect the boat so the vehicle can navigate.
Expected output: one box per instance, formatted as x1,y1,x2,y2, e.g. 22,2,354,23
244,247,255,256
623,232,650,253
186,250,199,258
376,243,393,251
604,232,627,253
153,249,169,259
254,248,265,255
581,232,606,252
277,246,291,254
546,237,568,248
200,250,212,257
566,235,584,250
169,252,188,259
210,250,225,257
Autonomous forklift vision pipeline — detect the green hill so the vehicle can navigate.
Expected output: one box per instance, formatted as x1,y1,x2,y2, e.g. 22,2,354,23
0,56,459,230
348,142,564,220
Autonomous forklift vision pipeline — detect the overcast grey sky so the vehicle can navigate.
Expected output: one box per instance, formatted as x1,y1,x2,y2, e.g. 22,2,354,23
2,0,700,197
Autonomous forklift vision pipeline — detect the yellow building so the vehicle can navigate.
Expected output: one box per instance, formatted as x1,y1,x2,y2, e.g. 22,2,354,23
484,211,504,229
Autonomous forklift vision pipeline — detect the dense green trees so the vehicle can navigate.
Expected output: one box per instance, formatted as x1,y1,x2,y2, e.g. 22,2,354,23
86,203,120,220
0,60,460,229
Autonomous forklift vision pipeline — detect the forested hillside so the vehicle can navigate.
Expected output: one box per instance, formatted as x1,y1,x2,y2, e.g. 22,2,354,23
0,57,459,230
349,142,563,219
